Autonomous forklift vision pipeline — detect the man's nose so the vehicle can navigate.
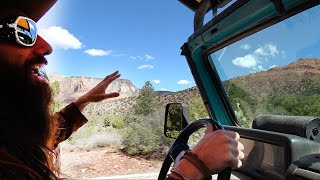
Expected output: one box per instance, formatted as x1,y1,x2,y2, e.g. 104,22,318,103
33,35,53,56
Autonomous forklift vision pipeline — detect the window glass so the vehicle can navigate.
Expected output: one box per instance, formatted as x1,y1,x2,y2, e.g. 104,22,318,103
210,6,320,127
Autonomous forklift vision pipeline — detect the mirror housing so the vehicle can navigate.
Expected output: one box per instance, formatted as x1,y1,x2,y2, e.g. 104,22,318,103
164,103,189,139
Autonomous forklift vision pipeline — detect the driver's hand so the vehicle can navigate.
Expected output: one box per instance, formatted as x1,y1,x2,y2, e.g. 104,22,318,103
192,126,245,174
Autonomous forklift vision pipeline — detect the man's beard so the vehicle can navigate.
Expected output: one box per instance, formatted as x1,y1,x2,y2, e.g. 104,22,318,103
0,57,53,145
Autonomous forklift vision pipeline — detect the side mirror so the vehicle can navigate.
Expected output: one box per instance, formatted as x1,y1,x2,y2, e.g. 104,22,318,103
164,103,189,139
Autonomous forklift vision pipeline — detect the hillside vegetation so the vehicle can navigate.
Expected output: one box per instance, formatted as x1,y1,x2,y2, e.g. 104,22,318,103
225,58,320,127
55,58,320,156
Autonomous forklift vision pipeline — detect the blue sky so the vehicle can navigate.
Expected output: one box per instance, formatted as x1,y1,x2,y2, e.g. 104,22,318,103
37,0,197,91
37,1,320,90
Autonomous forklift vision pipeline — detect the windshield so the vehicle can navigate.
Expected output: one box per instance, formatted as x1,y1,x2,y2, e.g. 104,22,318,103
209,5,320,127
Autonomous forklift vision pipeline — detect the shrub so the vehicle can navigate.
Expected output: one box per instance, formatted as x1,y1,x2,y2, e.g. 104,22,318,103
66,113,123,148
65,128,122,149
122,122,159,155
111,118,125,129
121,108,172,156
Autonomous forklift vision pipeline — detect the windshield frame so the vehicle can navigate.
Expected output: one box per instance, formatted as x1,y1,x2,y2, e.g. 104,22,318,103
182,0,320,126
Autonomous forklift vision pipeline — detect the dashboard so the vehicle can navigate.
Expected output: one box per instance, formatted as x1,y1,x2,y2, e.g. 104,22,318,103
223,126,320,180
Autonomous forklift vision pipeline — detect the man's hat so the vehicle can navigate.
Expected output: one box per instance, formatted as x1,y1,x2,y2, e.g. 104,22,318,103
2,0,58,22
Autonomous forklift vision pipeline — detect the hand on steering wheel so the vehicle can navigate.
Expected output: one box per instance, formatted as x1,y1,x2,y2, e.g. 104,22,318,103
192,125,244,174
158,118,244,180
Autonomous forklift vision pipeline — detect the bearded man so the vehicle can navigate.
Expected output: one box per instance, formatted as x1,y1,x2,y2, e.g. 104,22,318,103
0,0,244,179
0,1,120,179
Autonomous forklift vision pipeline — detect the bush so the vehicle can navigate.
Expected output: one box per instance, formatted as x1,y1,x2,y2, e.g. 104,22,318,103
188,96,209,121
121,108,172,156
65,127,122,149
122,122,160,155
66,113,123,148
111,118,125,129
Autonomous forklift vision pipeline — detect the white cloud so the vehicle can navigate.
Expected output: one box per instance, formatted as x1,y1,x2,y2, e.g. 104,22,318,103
177,80,192,85
257,65,264,71
39,26,82,50
240,44,251,50
254,44,279,57
269,65,277,69
138,65,154,70
160,88,168,91
112,54,126,57
232,43,280,70
130,56,137,60
145,54,155,61
84,49,112,56
153,80,160,84
232,54,258,68
130,56,143,60
131,54,155,61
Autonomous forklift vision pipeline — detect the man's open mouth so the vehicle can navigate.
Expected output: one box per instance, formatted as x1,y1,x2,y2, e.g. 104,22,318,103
31,65,44,78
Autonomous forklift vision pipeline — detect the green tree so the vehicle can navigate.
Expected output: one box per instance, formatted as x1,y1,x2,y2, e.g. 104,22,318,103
133,81,159,116
50,81,63,112
188,96,209,121
121,82,172,156
165,103,184,138
267,93,320,116
50,81,60,97
302,77,320,96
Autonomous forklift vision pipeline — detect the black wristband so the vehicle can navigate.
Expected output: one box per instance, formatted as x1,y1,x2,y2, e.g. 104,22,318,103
182,151,212,180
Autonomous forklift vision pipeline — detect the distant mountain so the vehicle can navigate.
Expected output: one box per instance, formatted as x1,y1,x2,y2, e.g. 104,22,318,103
48,73,201,115
155,91,174,96
158,59,320,106
79,87,201,116
158,58,320,120
159,86,200,105
226,58,320,101
48,73,139,104
223,58,320,124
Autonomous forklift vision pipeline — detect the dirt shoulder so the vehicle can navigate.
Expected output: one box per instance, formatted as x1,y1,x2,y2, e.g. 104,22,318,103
60,146,163,179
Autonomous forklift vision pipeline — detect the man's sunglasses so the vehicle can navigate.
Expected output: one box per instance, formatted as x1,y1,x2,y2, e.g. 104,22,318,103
0,16,38,47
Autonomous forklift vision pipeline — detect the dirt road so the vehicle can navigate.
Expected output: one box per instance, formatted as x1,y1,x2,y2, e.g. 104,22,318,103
60,146,163,179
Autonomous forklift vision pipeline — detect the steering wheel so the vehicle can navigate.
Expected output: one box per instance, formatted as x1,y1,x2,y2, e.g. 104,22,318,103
157,118,232,180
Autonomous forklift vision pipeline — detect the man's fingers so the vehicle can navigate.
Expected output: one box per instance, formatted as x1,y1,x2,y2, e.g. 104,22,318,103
107,92,120,97
222,131,240,140
237,141,244,151
90,92,120,102
236,159,243,168
103,71,119,80
102,92,120,100
229,153,243,169
228,154,243,169
237,149,245,160
229,143,244,169
102,73,121,86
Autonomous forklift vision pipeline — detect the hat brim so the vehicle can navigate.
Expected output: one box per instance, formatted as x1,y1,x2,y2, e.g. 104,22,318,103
4,0,58,22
